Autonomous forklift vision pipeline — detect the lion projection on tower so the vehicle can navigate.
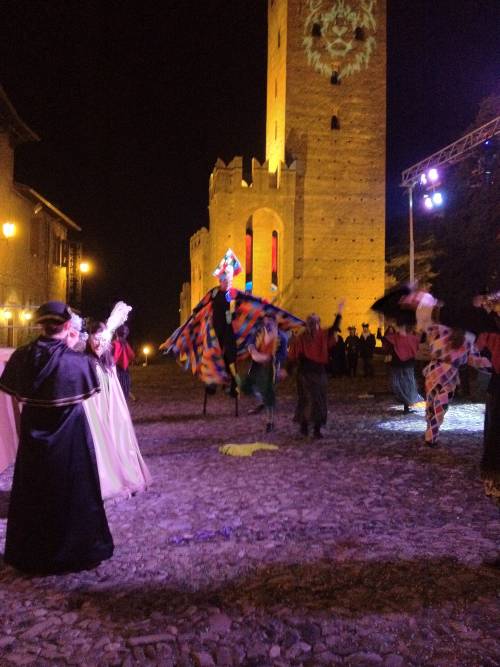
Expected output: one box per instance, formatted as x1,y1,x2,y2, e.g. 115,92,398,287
303,0,377,81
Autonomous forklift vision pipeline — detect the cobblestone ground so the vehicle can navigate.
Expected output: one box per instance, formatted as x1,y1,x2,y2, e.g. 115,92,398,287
1,361,499,667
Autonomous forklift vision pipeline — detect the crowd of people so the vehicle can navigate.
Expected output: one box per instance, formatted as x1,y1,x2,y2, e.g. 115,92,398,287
0,281,498,575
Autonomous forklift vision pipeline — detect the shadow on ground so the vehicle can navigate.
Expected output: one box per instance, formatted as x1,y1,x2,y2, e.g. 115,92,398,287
65,556,500,621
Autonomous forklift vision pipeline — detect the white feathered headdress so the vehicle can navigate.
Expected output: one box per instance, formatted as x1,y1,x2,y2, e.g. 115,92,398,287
101,301,132,347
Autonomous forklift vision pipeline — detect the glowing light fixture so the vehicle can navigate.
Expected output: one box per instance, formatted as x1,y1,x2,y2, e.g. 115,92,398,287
423,195,434,210
432,191,443,206
420,173,428,186
142,345,151,367
21,311,33,322
2,309,13,320
79,261,91,274
2,222,16,238
428,168,439,182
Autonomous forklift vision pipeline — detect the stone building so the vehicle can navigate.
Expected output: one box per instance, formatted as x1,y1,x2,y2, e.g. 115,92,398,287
0,85,82,347
181,0,386,328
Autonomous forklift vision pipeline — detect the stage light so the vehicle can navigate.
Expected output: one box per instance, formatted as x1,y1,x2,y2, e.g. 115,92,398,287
428,168,439,182
432,191,443,206
423,195,434,210
420,173,428,186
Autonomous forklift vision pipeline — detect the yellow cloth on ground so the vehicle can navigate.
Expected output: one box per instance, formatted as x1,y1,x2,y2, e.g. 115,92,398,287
219,443,279,457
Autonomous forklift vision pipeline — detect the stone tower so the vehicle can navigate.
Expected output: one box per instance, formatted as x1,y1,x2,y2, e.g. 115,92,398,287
182,0,386,329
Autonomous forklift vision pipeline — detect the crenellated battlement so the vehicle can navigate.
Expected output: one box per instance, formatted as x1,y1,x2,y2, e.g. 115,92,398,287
209,156,296,199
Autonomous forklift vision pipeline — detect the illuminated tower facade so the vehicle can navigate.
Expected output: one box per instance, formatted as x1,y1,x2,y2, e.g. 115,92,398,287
183,0,386,328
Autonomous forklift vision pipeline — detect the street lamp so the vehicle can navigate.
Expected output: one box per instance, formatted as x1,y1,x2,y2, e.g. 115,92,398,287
2,222,16,238
142,345,151,367
79,261,91,274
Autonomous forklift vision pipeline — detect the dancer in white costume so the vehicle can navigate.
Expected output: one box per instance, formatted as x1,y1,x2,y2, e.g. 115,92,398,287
80,306,151,501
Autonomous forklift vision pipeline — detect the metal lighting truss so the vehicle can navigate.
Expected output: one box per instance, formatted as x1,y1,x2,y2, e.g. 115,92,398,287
401,115,500,188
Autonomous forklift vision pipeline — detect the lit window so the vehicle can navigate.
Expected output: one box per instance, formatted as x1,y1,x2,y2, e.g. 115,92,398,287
245,227,253,292
271,230,278,289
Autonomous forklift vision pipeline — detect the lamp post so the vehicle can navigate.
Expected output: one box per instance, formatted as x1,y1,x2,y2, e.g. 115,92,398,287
78,260,92,310
142,345,151,367
408,185,415,284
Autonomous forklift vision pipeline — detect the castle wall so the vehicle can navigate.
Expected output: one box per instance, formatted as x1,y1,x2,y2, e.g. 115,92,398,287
184,0,387,331
204,157,296,308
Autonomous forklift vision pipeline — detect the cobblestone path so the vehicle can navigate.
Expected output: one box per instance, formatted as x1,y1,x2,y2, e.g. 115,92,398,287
1,362,499,666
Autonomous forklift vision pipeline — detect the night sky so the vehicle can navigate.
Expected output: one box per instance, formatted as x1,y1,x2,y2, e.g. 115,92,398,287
1,1,499,346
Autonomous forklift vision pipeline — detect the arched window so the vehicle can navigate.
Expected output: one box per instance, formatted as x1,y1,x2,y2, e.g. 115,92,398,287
245,226,253,292
271,230,278,289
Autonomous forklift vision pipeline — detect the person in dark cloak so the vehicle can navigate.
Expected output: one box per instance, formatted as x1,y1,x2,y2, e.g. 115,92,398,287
345,326,359,377
474,292,500,567
0,301,114,575
358,323,376,377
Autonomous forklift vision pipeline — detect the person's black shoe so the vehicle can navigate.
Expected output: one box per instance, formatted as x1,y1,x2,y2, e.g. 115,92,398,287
300,421,308,437
425,439,439,449
265,422,274,433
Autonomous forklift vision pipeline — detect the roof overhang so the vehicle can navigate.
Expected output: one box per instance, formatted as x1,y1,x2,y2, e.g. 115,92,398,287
14,183,81,231
0,85,40,144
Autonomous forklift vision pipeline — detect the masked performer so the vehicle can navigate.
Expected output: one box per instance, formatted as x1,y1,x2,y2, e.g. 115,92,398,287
161,249,304,394
83,310,151,502
0,301,113,574
241,315,288,432
377,320,423,413
287,302,344,439
372,287,491,448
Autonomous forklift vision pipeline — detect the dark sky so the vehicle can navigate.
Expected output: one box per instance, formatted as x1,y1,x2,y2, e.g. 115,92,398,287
1,1,499,345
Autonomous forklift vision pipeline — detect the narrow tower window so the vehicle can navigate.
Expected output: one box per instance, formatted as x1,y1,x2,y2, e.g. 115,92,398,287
277,30,280,48
271,230,279,289
245,227,253,292
312,23,322,37
331,115,340,130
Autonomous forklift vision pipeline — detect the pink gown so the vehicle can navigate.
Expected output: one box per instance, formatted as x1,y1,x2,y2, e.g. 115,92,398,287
83,362,151,500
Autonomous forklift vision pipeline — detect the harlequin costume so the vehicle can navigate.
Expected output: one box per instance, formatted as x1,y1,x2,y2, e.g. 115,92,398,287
161,289,303,389
421,324,490,445
372,286,492,447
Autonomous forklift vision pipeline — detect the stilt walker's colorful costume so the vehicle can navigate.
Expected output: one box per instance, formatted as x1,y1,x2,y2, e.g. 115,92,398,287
161,249,304,389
